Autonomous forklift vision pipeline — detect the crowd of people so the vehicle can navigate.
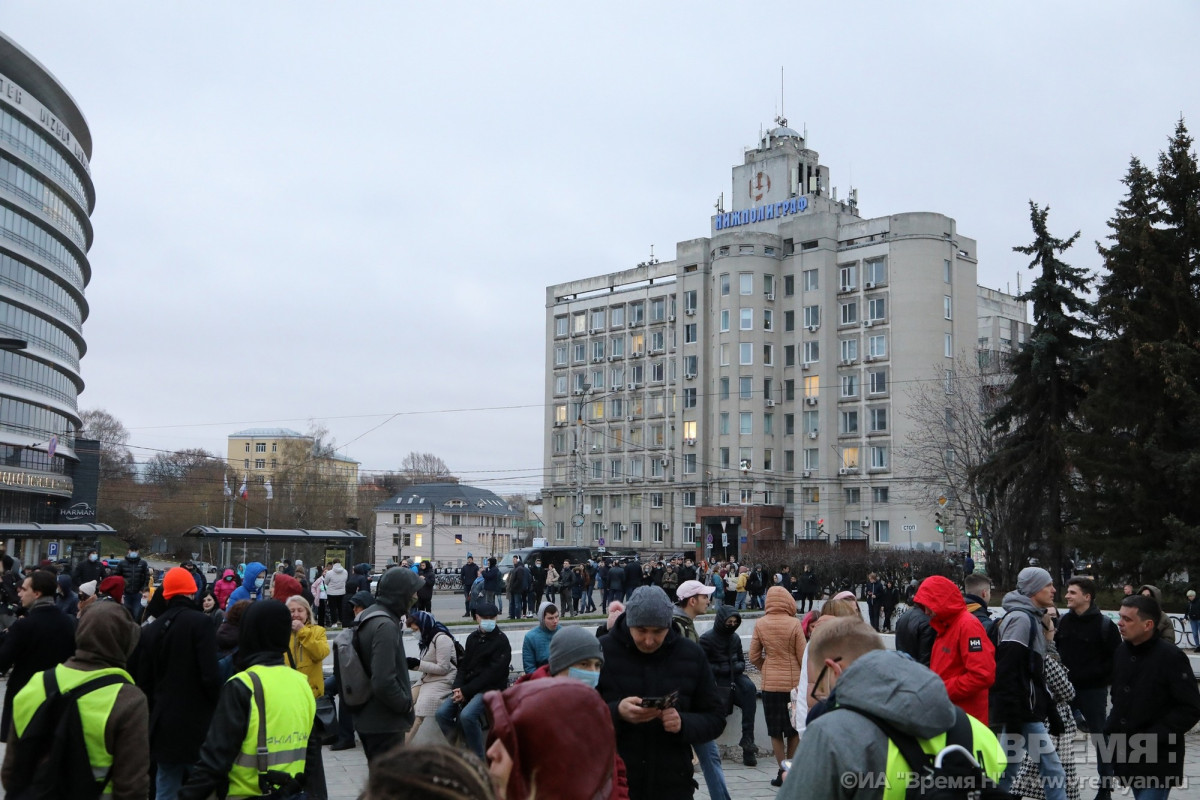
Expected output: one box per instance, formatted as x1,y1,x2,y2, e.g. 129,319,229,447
2,546,1199,800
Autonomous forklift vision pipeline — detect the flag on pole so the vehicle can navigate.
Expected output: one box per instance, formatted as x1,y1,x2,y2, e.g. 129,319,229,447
223,473,231,498
264,479,273,501
239,475,248,500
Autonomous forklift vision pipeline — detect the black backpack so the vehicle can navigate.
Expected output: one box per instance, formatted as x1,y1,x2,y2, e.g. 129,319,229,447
853,706,1009,800
7,669,129,800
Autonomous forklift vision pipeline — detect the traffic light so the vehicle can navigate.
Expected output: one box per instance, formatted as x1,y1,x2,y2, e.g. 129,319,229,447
935,510,944,534
817,518,825,538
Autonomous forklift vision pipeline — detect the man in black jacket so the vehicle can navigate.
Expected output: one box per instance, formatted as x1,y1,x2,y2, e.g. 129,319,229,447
116,546,150,621
623,557,642,601
134,567,222,800
599,586,725,800
507,556,530,620
459,556,480,618
435,601,511,758
0,569,74,740
71,548,107,589
1058,574,1121,799
894,602,935,666
1107,594,1200,799
699,604,758,766
963,572,995,635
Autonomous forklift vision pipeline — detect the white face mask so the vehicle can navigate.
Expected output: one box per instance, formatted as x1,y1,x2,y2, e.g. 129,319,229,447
88,554,98,562
140,597,149,608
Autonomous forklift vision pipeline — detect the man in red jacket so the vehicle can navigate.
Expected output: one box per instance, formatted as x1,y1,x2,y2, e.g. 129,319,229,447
913,575,995,721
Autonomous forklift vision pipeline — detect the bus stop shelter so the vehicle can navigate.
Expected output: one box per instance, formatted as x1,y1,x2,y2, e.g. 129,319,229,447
183,526,368,571
0,522,117,568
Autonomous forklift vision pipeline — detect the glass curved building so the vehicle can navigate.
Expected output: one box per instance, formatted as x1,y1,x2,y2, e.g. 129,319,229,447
0,34,93,522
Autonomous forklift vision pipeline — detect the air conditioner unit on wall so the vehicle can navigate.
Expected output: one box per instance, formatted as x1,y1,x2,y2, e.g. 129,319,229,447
806,397,818,405
686,308,696,316
839,467,849,475
808,431,818,439
802,470,812,478
807,325,819,333
766,399,776,407
765,293,775,301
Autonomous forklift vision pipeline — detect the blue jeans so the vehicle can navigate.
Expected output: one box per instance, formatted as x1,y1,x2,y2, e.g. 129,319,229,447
155,761,188,800
735,591,747,610
508,593,524,619
123,591,143,621
695,739,731,800
435,694,489,758
997,721,1067,800
1190,619,1200,648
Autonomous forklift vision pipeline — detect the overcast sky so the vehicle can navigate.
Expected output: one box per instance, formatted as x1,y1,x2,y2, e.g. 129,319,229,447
1,3,1196,497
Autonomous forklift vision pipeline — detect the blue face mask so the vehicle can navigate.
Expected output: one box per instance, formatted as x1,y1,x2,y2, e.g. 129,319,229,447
568,667,600,688
479,619,497,633
254,578,265,589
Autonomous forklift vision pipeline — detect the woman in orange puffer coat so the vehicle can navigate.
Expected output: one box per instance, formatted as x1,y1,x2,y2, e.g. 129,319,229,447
749,585,806,787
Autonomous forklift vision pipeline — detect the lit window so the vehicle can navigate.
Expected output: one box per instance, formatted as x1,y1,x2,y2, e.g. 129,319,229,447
842,447,860,468
683,420,697,440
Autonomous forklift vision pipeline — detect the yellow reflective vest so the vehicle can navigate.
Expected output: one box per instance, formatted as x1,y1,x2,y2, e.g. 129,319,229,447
881,713,1006,800
11,664,131,799
225,664,315,800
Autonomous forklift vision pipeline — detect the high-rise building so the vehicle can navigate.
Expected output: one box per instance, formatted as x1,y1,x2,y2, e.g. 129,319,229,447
543,122,1024,560
0,34,94,523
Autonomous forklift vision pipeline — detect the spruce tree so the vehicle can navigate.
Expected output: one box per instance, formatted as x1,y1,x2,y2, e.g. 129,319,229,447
1078,121,1200,581
978,202,1093,582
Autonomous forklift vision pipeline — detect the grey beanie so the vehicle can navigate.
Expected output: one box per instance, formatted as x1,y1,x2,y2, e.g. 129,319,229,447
624,585,674,629
548,625,604,675
1017,567,1054,597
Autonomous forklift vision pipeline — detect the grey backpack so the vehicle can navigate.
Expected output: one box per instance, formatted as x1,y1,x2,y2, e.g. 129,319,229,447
333,607,395,711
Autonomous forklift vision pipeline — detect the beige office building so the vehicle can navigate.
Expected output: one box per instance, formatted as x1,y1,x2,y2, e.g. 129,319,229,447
543,123,1023,560
226,427,359,487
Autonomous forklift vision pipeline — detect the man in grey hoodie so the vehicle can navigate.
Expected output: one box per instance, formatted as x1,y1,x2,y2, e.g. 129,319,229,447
990,566,1065,800
353,566,422,760
778,616,1005,800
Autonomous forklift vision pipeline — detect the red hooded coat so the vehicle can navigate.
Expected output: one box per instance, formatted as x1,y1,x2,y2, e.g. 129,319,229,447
913,575,995,722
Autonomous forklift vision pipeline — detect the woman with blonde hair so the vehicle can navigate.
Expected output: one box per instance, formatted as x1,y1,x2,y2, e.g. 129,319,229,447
285,594,331,800
793,595,861,734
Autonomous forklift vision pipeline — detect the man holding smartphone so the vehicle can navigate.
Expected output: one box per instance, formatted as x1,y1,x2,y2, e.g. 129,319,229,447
598,586,725,800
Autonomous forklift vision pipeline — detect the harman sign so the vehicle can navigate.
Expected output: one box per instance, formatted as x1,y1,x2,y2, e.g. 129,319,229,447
60,501,95,522
713,196,809,230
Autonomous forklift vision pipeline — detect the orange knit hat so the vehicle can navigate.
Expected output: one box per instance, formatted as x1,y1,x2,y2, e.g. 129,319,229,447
162,566,196,599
